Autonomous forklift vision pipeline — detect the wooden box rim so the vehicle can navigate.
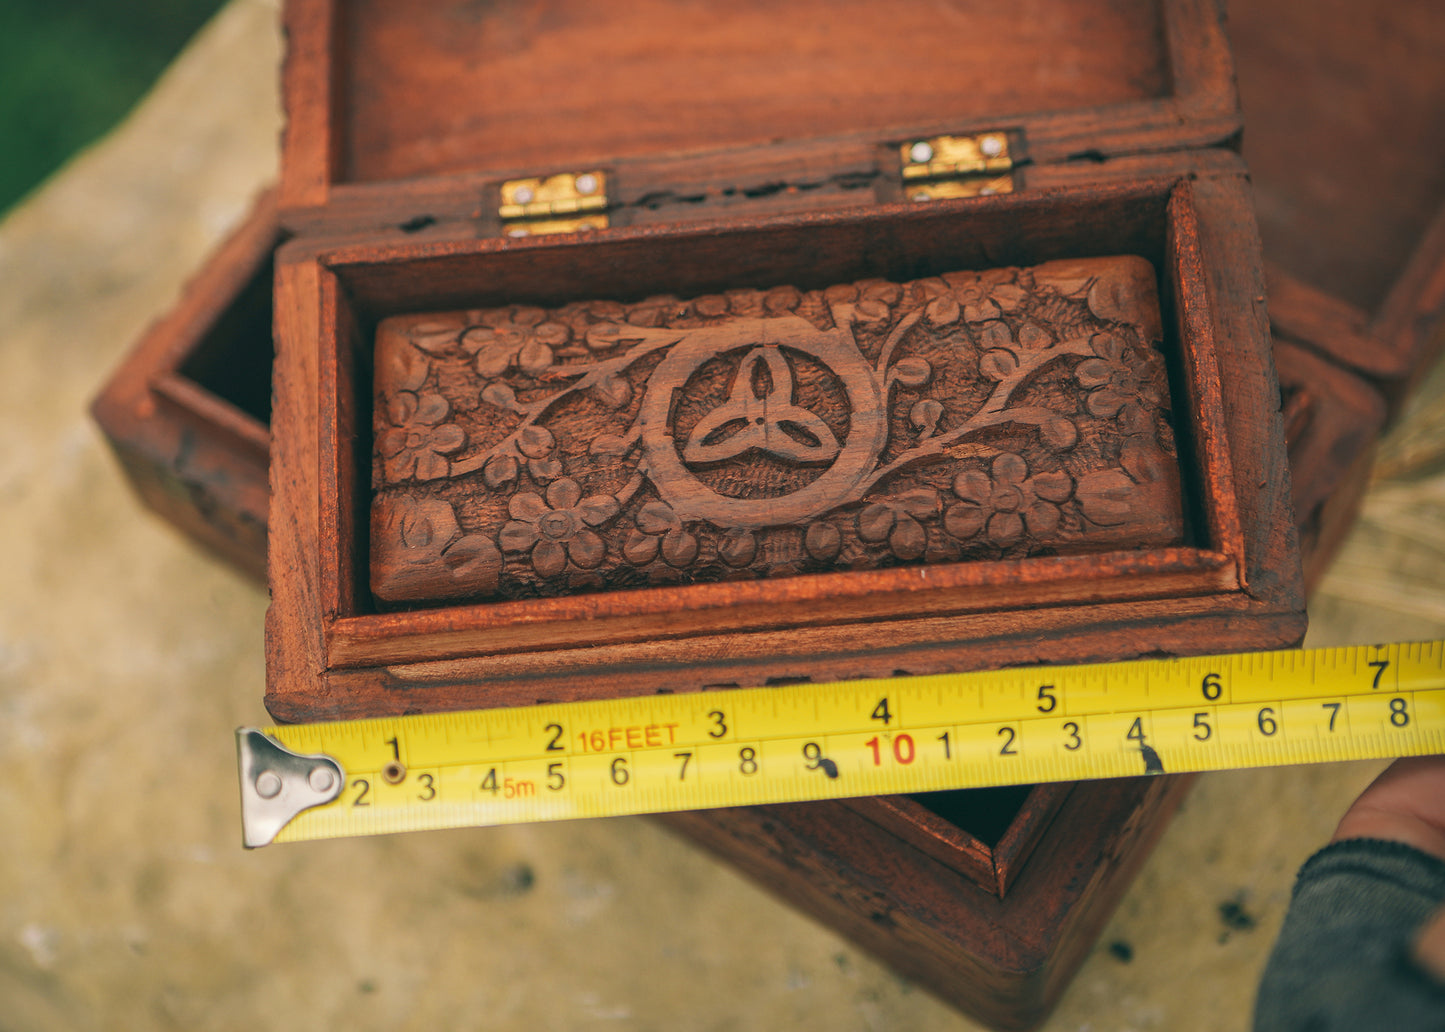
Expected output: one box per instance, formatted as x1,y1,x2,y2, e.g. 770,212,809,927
279,0,1240,222
265,153,1306,722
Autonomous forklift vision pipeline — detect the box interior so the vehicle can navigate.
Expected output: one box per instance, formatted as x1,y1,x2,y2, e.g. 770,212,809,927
336,0,1175,185
175,249,275,428
314,176,1237,655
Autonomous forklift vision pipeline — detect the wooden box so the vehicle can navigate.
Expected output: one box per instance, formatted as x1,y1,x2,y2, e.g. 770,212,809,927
90,190,279,583
260,4,1302,1028
87,1,1440,1028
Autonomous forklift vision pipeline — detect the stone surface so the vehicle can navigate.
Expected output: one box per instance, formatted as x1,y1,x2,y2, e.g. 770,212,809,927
0,3,1436,1030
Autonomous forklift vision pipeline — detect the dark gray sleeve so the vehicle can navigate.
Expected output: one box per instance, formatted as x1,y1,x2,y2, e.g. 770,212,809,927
1254,838,1445,1032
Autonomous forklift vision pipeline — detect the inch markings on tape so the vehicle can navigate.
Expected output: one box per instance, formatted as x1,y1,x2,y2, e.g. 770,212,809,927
237,640,1445,847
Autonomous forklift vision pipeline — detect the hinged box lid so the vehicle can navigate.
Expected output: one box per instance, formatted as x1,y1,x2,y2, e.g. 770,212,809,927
279,0,1240,236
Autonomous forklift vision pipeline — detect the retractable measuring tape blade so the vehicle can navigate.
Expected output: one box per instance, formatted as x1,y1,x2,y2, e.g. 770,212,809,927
236,639,1445,847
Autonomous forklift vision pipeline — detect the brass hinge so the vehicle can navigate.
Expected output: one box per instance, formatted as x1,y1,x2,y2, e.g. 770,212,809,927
899,132,1015,202
499,171,610,237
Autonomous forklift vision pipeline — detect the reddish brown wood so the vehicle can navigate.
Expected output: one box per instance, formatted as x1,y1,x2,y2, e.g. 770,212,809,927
278,0,1241,225
1232,0,1445,394
1270,337,1386,595
265,166,1300,727
660,775,1194,1032
370,257,1184,605
844,784,1074,899
90,189,279,581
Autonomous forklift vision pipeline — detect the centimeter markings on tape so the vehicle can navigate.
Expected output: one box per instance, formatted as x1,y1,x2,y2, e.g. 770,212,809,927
237,640,1445,847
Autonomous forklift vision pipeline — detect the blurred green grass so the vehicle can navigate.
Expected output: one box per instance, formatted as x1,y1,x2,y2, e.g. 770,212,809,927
0,0,227,215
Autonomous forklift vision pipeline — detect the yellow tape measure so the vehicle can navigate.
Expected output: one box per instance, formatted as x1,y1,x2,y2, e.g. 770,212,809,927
237,640,1445,847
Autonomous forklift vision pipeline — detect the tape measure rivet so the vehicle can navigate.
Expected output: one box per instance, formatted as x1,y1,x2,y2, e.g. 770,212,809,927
254,770,283,799
382,762,406,785
308,767,337,793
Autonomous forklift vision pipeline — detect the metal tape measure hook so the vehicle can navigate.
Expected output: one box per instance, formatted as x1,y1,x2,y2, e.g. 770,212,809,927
235,729,345,848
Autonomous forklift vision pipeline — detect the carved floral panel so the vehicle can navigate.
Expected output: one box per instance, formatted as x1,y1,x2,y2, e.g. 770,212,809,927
370,256,1184,603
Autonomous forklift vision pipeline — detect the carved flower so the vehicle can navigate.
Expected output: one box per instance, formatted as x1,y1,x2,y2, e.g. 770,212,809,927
498,478,619,577
378,392,466,481
460,307,567,377
622,502,699,568
856,489,940,561
372,495,503,599
944,454,1073,545
1075,333,1167,431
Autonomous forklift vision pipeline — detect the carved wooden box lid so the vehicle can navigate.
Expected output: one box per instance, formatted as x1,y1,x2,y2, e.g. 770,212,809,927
372,255,1182,604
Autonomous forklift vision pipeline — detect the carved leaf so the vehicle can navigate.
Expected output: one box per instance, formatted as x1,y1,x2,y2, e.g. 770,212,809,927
483,454,519,489
855,299,891,324
518,425,556,459
1040,417,1079,452
718,527,758,567
1075,470,1136,526
589,434,631,460
1088,259,1163,342
532,540,567,577
409,320,463,354
414,392,450,425
979,349,1018,381
481,382,519,411
804,522,842,561
1017,322,1053,349
585,323,624,351
546,477,582,511
990,283,1027,311
943,502,986,540
987,511,1024,545
992,453,1028,485
896,488,941,519
1087,389,1127,418
661,529,699,567
623,530,659,565
534,321,571,347
892,357,932,388
475,343,518,378
978,321,1013,351
764,285,801,313
528,456,563,483
567,529,606,569
889,516,927,560
925,295,960,327
857,503,896,543
593,372,633,409
952,470,992,506
1032,471,1075,504
963,300,1001,323
396,497,459,552
443,534,503,590
414,450,452,481
378,344,430,396
579,495,620,526
636,502,682,535
1023,501,1061,536
498,520,538,553
516,340,555,376
509,492,548,522
909,398,943,437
